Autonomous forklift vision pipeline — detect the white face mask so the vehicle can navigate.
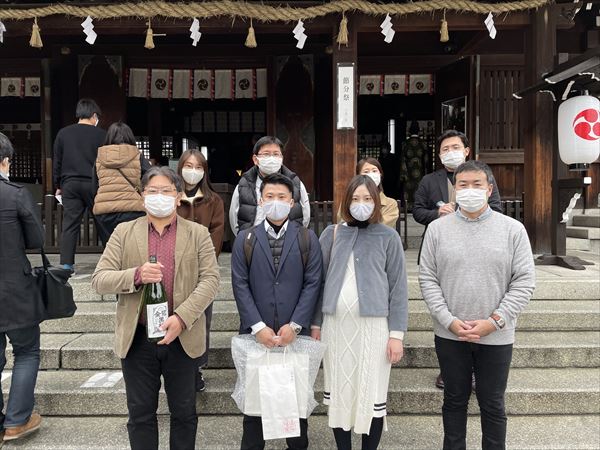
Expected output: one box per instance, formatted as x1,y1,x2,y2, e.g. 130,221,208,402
257,156,283,175
441,151,466,170
262,200,292,222
181,168,204,186
456,188,488,213
144,194,176,218
365,172,381,186
349,202,375,222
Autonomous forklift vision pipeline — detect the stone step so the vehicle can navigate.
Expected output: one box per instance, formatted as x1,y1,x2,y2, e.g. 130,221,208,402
2,368,598,417
3,414,599,450
566,226,600,240
8,330,599,371
70,277,600,302
573,214,600,228
40,300,600,334
566,237,600,254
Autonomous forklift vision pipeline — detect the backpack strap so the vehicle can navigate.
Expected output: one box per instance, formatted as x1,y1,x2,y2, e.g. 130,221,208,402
243,226,258,267
298,226,311,269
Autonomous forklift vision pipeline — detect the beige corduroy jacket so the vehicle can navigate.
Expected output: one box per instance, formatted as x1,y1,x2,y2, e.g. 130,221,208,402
91,215,220,359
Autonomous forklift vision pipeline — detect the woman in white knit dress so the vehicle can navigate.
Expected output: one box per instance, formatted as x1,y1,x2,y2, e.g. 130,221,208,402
312,175,409,450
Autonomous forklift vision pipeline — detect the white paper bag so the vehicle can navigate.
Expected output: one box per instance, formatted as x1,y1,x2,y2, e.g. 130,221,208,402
244,351,309,418
259,363,301,440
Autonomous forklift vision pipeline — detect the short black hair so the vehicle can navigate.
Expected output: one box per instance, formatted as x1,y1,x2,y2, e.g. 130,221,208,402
253,136,284,155
437,130,470,152
76,98,101,120
141,166,183,192
260,173,294,195
0,132,15,162
104,122,136,146
453,160,494,185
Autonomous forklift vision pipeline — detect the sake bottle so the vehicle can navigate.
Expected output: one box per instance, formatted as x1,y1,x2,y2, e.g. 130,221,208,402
141,255,168,342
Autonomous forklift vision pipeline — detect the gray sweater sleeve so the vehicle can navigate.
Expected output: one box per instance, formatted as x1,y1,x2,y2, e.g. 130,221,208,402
312,225,335,327
386,233,409,332
418,224,456,330
495,225,535,327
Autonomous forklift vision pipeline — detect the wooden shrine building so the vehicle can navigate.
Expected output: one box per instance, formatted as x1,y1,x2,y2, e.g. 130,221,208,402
0,0,599,254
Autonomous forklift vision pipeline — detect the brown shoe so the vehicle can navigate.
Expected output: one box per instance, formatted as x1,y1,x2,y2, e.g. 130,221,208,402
3,413,42,441
435,373,444,389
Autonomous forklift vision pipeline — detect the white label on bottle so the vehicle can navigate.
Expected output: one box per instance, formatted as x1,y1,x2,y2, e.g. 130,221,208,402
147,302,168,338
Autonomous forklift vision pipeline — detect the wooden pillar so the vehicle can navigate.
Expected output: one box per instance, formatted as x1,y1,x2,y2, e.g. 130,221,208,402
41,59,52,194
148,100,162,163
332,17,358,219
523,6,556,253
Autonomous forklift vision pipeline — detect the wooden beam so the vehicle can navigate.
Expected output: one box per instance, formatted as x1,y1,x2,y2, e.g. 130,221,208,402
332,17,357,220
523,5,556,254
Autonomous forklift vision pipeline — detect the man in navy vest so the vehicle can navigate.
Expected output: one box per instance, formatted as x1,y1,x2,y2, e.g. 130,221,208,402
228,136,311,235
231,173,322,450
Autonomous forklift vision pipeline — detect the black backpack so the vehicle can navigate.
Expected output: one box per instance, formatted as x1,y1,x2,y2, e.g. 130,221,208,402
243,225,311,269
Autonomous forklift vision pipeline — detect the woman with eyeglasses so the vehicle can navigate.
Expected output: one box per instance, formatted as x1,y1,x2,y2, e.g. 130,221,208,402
312,175,408,450
176,148,224,392
92,122,151,244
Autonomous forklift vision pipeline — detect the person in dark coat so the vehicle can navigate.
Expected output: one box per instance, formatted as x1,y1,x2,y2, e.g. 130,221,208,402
228,136,311,236
0,132,45,442
412,129,502,391
231,173,323,450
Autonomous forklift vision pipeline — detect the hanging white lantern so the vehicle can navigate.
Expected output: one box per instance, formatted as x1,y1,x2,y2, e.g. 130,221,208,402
558,94,600,171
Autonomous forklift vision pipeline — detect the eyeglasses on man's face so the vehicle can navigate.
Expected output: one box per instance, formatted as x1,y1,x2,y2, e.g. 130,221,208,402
257,152,283,158
144,187,178,196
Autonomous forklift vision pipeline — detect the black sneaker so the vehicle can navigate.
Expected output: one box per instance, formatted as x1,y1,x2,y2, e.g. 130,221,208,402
196,370,206,392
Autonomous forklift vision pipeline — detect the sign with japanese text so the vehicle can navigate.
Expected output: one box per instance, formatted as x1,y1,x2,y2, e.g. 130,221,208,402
337,63,355,129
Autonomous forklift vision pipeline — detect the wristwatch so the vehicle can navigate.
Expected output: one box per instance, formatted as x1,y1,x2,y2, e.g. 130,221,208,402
490,313,505,329
290,323,302,335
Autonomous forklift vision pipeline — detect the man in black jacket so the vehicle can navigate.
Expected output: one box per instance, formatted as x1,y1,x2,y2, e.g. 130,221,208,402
413,129,502,390
0,133,45,443
53,98,106,271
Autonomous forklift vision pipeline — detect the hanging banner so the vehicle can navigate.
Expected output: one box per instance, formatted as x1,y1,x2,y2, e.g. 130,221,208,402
172,69,191,99
1,77,22,97
150,69,170,99
384,74,407,95
235,69,253,99
193,69,212,99
128,69,149,98
337,63,355,129
24,77,41,97
408,74,433,94
214,69,233,99
359,75,381,96
256,68,267,98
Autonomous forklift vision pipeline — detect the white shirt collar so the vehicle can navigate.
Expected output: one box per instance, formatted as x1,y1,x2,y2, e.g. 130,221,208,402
264,219,289,239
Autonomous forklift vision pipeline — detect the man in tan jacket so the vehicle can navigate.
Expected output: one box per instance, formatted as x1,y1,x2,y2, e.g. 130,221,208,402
92,166,220,450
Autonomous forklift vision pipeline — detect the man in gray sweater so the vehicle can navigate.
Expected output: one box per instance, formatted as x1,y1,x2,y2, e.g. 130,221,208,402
419,160,535,450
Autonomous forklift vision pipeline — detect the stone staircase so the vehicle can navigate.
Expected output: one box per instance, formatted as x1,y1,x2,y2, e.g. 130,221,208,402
567,209,600,254
3,252,600,449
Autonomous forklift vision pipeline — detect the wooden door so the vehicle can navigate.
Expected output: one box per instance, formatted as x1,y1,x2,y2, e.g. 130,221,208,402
434,56,479,162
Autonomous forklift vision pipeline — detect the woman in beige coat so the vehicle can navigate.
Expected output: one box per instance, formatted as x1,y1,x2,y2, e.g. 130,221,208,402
92,122,151,244
338,158,400,228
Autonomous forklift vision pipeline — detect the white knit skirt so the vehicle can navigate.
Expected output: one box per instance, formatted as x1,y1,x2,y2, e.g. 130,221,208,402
322,253,392,435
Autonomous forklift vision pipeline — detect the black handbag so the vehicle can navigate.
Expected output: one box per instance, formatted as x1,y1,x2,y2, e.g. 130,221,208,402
33,250,76,319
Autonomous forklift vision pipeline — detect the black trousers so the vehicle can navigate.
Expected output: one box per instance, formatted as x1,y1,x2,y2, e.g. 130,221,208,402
121,326,199,450
435,336,513,450
60,179,95,265
332,417,384,450
198,303,213,368
241,414,308,450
